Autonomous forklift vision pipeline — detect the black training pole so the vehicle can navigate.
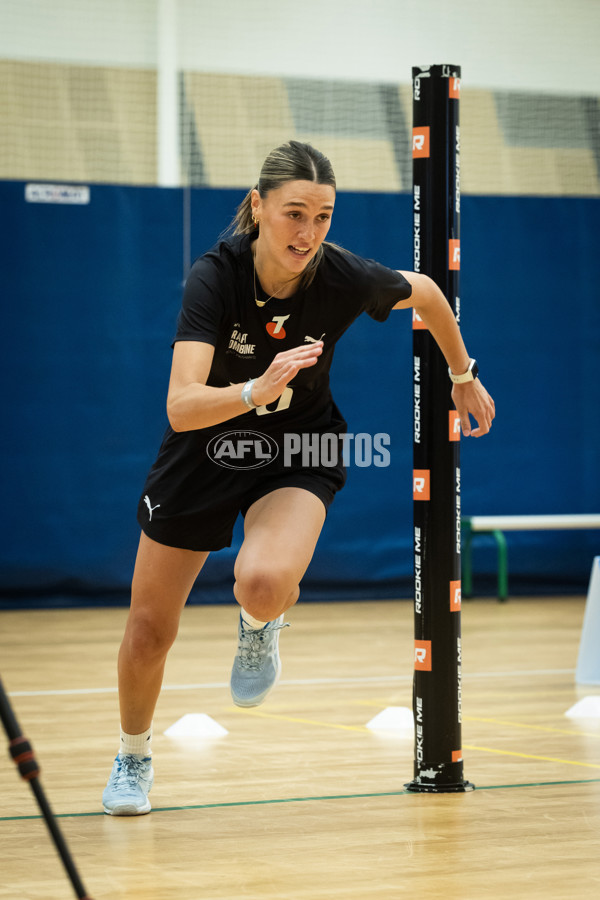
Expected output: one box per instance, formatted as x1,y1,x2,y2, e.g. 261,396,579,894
0,676,94,899
407,64,473,793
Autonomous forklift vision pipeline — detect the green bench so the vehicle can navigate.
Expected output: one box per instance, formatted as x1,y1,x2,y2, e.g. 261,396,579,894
461,514,600,601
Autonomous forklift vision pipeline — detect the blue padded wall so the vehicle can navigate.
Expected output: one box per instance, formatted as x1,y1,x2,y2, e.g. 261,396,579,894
0,182,598,604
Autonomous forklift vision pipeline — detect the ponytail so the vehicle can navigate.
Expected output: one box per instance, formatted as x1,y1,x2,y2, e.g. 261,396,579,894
233,186,258,235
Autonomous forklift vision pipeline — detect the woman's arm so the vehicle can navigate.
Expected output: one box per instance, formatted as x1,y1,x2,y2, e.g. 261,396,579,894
166,340,323,432
394,272,495,437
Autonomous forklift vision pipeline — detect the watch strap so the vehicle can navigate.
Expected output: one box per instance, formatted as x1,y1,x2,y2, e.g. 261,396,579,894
448,359,479,384
241,379,257,409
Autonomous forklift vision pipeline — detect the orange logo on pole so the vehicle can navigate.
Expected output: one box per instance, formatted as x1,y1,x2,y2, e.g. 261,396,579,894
413,469,430,501
412,308,427,330
412,126,430,158
449,239,460,270
449,77,461,99
449,410,461,441
414,640,432,671
452,749,463,762
450,580,462,612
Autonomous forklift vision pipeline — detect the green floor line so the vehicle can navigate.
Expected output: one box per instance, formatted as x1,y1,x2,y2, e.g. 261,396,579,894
474,777,600,791
2,778,600,823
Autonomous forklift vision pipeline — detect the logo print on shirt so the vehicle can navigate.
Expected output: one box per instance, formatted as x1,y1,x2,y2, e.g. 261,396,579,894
304,333,326,344
266,315,290,339
228,326,256,357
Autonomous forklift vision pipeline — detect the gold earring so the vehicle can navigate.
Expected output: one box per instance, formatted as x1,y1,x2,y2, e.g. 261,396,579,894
252,215,258,227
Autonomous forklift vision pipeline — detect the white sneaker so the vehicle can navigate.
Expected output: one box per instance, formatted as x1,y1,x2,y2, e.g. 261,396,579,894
102,754,154,816
230,614,288,707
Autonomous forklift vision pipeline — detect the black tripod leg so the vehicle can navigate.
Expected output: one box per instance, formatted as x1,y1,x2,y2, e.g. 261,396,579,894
0,676,93,900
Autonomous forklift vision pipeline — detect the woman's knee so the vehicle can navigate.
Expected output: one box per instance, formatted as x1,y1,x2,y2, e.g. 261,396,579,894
234,565,298,619
122,609,179,664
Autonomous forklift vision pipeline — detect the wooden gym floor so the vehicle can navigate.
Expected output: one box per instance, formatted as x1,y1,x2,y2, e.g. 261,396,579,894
1,597,599,899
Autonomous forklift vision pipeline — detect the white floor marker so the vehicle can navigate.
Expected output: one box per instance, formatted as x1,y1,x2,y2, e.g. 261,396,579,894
366,706,414,734
164,713,228,738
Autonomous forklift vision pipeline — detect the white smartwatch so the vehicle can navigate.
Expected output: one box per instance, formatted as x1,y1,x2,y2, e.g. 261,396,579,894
241,379,258,409
448,358,479,384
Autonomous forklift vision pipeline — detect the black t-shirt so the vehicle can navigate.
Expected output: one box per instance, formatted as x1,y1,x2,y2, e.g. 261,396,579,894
141,232,412,498
173,232,412,438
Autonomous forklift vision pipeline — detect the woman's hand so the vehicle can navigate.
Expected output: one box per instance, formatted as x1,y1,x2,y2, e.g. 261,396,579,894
251,341,323,406
452,379,495,437
167,339,323,431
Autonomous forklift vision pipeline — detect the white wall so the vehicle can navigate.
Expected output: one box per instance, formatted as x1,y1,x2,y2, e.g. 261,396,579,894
1,0,598,94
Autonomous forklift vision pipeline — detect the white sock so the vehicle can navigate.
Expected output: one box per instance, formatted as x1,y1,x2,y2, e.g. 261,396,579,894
119,724,152,757
241,609,269,630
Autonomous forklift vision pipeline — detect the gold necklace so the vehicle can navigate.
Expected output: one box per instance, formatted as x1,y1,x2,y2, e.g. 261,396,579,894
253,258,300,308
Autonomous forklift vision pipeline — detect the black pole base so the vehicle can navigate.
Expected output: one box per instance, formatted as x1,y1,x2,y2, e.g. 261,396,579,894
405,779,475,793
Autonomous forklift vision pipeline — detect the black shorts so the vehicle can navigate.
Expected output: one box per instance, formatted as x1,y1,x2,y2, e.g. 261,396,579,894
137,460,346,552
